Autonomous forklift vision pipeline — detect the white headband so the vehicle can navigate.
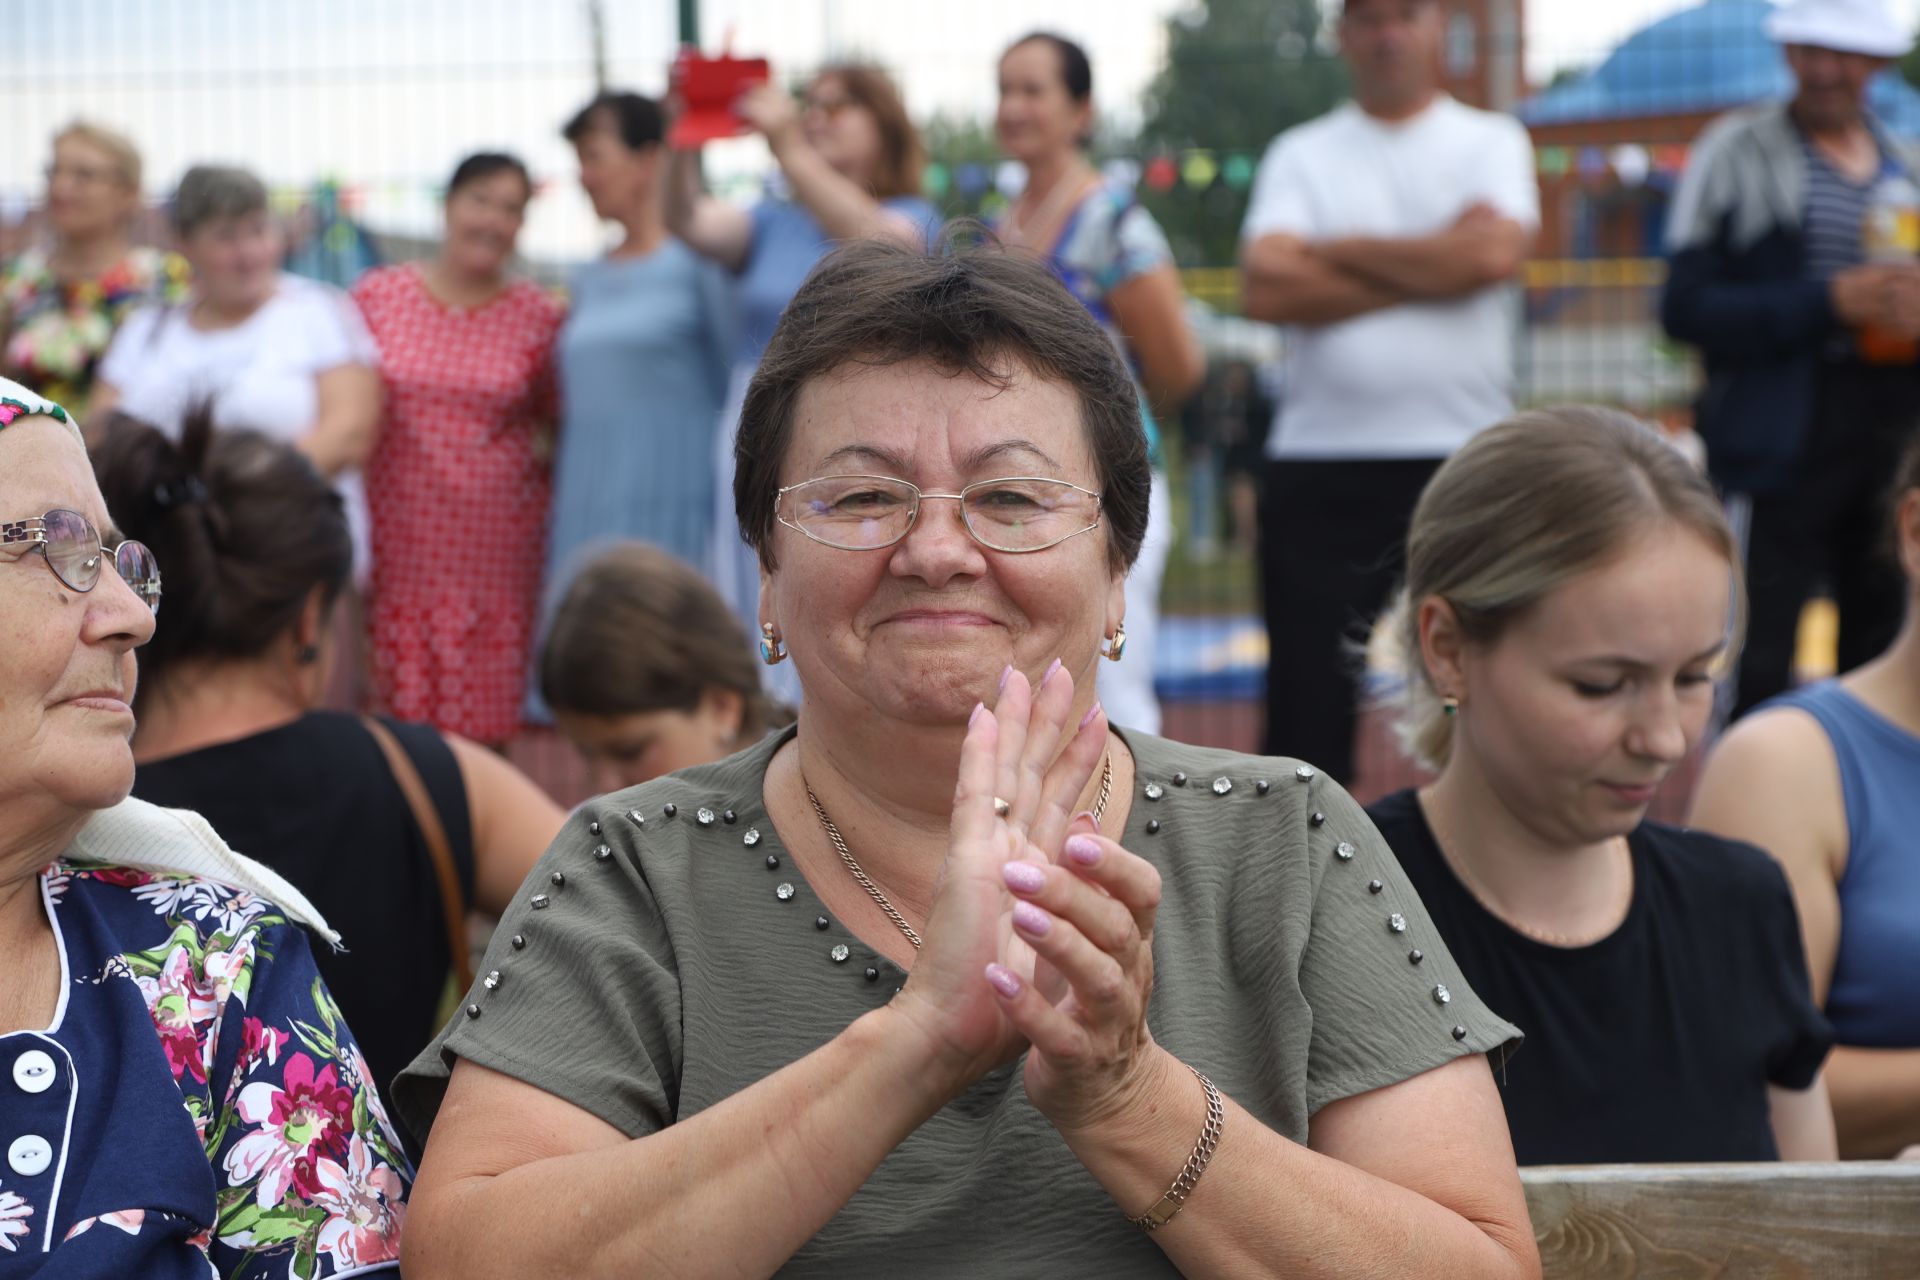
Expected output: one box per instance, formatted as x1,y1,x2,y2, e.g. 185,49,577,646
0,376,85,444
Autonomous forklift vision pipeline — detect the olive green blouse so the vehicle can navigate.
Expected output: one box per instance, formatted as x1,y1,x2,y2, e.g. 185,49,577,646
395,728,1519,1276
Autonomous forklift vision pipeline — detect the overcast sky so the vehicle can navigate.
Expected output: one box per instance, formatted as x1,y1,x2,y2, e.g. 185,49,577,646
7,0,1920,258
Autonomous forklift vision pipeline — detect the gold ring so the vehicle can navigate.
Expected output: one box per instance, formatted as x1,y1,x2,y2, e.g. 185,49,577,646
992,797,1012,818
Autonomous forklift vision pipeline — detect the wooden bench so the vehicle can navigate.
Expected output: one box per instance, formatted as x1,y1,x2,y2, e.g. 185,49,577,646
1524,1162,1920,1278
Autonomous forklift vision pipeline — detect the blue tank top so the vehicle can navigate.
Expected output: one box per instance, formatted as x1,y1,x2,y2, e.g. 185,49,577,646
1769,681,1920,1047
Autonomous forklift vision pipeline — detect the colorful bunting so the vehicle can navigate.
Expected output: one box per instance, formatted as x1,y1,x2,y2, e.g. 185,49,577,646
1609,144,1650,187
224,134,1704,225
1181,150,1219,188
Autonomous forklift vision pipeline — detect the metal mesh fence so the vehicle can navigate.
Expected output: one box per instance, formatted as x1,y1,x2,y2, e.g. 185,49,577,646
3,0,1903,803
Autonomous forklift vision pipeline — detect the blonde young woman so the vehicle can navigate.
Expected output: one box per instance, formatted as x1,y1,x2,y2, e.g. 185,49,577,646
1366,405,1835,1165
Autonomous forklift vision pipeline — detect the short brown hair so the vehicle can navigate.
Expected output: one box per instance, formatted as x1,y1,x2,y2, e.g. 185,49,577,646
1378,405,1742,770
733,236,1150,574
171,164,268,237
561,92,664,150
816,65,924,200
540,542,781,739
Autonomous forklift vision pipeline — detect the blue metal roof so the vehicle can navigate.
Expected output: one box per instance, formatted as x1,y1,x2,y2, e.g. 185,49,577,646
1519,0,1920,133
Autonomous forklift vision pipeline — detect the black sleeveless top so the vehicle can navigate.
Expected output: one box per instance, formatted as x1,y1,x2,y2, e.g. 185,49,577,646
133,711,475,1111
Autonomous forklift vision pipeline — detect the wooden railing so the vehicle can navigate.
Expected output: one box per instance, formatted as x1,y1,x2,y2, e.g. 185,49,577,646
1523,1162,1920,1278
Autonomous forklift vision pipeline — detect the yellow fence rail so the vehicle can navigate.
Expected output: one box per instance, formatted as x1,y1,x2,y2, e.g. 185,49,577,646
1181,259,1670,311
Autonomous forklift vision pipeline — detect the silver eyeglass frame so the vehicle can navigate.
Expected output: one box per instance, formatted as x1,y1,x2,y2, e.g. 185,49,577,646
0,509,163,613
774,474,1105,553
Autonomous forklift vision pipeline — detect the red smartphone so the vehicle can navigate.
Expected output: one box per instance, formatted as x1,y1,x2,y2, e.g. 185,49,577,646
670,48,772,148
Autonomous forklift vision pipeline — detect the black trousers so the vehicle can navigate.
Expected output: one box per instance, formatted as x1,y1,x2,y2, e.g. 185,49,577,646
1259,457,1442,780
1730,363,1920,718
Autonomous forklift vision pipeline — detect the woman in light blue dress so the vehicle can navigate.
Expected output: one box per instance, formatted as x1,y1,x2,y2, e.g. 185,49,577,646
545,92,732,588
666,65,936,655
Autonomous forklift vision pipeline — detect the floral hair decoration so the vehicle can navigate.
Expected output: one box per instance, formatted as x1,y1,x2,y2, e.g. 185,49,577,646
0,375,84,442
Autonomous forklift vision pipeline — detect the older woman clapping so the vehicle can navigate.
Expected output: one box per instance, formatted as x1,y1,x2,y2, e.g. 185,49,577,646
394,245,1538,1279
0,377,408,1277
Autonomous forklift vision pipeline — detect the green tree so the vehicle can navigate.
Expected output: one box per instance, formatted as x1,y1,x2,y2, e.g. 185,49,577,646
920,112,1005,221
1137,0,1348,269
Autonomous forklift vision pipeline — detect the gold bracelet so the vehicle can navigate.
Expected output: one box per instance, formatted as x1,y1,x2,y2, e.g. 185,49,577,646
1126,1065,1225,1232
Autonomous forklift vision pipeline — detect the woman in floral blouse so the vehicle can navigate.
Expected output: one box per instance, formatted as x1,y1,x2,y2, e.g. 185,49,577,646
0,124,186,410
0,376,408,1277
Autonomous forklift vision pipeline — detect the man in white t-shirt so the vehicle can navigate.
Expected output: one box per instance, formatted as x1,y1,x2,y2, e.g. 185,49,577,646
1239,0,1537,779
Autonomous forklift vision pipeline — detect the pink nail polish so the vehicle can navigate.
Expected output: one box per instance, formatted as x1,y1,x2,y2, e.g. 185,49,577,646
1012,900,1051,936
1040,657,1063,688
969,702,984,727
1065,835,1102,866
1079,702,1102,730
1072,809,1097,828
1002,860,1045,893
985,963,1022,999
998,664,1014,694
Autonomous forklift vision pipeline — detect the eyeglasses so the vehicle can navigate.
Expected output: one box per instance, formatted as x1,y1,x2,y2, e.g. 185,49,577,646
0,508,162,614
776,475,1103,554
43,162,122,187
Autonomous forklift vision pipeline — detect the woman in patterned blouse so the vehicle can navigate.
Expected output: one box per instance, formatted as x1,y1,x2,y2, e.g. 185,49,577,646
0,123,185,411
0,376,410,1278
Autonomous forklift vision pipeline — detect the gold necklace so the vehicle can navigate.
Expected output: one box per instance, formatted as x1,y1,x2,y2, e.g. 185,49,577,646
1420,791,1630,949
805,752,1113,951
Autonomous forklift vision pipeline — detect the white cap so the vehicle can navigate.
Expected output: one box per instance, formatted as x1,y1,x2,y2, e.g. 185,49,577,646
1765,0,1912,58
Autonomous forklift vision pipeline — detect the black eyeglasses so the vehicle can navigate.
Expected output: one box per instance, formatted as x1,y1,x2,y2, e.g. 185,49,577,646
776,475,1103,553
1,508,162,614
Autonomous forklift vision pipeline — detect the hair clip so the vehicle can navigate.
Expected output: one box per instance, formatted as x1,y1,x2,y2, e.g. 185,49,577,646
152,476,209,509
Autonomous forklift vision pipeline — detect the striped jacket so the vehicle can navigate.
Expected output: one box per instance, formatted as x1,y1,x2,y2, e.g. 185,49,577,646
1661,101,1920,494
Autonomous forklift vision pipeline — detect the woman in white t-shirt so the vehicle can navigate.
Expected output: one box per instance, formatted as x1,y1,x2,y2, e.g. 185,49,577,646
95,165,382,574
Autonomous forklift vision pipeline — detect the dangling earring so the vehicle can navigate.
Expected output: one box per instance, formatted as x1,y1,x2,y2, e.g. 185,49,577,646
1441,694,1460,717
759,622,788,666
1102,622,1127,663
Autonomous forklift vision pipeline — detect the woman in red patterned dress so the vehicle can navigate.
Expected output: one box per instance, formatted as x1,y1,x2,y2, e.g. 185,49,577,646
352,154,564,745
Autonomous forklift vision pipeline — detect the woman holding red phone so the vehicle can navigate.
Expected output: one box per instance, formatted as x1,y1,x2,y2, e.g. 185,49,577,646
666,64,937,662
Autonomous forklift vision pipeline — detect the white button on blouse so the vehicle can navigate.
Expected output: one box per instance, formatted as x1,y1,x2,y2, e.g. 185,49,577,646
7,1133,52,1177
12,1049,57,1094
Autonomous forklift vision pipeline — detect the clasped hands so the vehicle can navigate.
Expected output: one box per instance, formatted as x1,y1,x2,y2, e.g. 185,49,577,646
889,660,1171,1133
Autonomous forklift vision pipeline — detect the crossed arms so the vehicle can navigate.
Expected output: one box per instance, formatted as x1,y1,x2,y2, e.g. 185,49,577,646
1241,203,1532,327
